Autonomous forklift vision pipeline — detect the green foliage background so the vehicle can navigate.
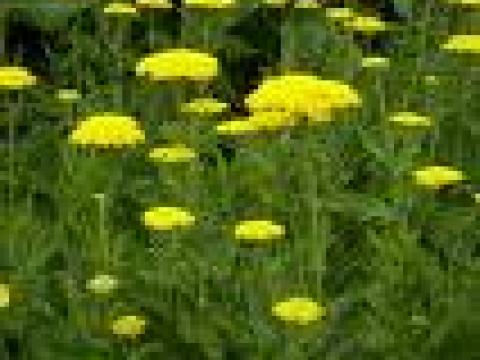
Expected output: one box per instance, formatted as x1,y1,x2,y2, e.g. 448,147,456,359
0,1,478,359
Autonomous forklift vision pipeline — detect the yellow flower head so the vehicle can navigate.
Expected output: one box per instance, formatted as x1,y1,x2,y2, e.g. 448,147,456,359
148,144,197,163
184,0,236,8
440,35,480,53
446,0,480,6
0,284,10,308
180,97,229,114
474,193,480,203
135,0,173,8
0,66,37,89
69,113,146,148
56,88,81,101
86,274,118,295
245,74,362,118
413,165,466,188
388,112,432,127
361,56,390,68
103,2,138,14
424,75,440,86
325,7,356,20
295,0,321,8
234,220,285,244
136,49,219,81
143,206,196,230
343,15,388,33
263,0,289,6
216,111,299,135
215,119,264,135
112,315,146,338
272,297,325,325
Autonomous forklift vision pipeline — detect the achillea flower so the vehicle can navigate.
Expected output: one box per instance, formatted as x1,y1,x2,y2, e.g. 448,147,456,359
69,113,145,148
86,274,118,295
135,0,173,8
245,74,361,119
0,66,37,89
103,2,138,14
234,220,285,244
215,119,264,135
184,0,236,7
216,111,299,135
325,7,356,20
446,0,480,6
361,56,390,68
180,97,229,114
148,144,197,163
112,315,146,338
388,112,432,127
263,0,289,6
135,49,219,81
343,14,388,33
272,297,325,325
295,0,321,8
412,165,466,188
143,206,196,230
0,284,10,308
474,193,480,203
440,34,480,53
56,88,81,101
424,75,440,86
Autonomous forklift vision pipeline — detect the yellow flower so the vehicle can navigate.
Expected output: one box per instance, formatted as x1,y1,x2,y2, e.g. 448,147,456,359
343,15,388,33
136,49,219,81
0,66,37,89
263,0,289,6
112,315,146,338
56,88,81,101
295,0,321,8
234,220,285,244
245,74,361,118
325,7,356,20
103,2,138,14
184,0,236,8
143,206,196,230
474,193,480,203
216,119,264,135
272,297,325,325
388,112,432,127
148,144,197,163
135,0,173,8
180,98,229,114
0,284,10,308
412,165,466,188
361,56,390,68
440,34,480,53
446,0,480,6
424,75,440,86
69,113,145,147
216,111,299,135
86,274,118,295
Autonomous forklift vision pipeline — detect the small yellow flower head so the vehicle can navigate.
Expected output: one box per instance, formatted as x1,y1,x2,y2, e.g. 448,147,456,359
424,75,440,86
86,274,118,295
143,206,196,230
295,0,321,8
234,220,285,244
446,0,480,6
440,35,480,53
0,284,10,308
245,74,361,118
148,144,197,163
184,0,236,8
412,165,466,189
0,66,37,89
104,2,138,14
69,113,145,148
388,112,432,127
361,56,390,68
135,0,173,8
215,119,264,135
112,315,146,338
343,15,388,33
180,98,229,114
56,88,81,101
263,0,289,6
136,49,219,81
474,193,480,203
272,297,325,325
325,7,356,20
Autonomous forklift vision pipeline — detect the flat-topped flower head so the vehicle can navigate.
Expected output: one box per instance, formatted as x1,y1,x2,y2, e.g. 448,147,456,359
216,111,299,135
412,165,466,189
184,0,236,8
148,144,197,163
56,88,81,102
388,112,432,127
263,0,289,6
234,220,285,245
440,35,480,53
180,97,229,114
69,113,145,148
143,206,196,230
245,74,361,118
295,0,321,9
0,66,37,89
325,7,356,20
86,274,118,295
272,297,325,325
0,284,10,308
103,2,138,14
112,315,146,338
136,49,219,81
343,14,388,33
361,56,390,68
135,0,173,8
446,0,480,6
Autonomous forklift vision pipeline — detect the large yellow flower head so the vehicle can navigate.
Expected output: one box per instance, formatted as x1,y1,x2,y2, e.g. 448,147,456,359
0,66,37,89
112,315,146,338
234,220,285,245
184,0,236,8
143,206,196,230
135,48,219,81
69,113,146,148
412,165,466,189
245,74,362,119
440,35,480,53
272,297,325,325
